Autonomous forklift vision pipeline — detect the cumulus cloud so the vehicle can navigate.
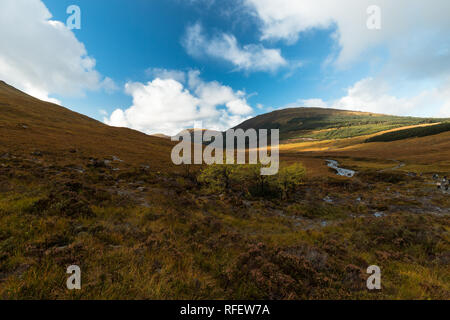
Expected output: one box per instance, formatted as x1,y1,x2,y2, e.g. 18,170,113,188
145,68,187,84
104,71,254,135
182,22,287,72
0,0,115,103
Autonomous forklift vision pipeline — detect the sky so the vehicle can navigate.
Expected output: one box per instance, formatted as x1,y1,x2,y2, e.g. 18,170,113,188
1,0,450,135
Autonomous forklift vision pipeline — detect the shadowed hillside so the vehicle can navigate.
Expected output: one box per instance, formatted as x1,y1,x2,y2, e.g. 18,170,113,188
366,122,450,143
234,107,448,142
0,81,175,170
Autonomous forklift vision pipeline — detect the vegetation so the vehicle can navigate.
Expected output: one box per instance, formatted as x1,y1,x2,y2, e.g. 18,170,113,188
366,122,450,143
197,163,306,199
0,153,448,300
1,81,449,300
233,107,449,141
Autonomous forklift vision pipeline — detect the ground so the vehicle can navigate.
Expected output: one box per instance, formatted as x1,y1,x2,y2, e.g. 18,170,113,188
0,82,448,299
0,136,448,299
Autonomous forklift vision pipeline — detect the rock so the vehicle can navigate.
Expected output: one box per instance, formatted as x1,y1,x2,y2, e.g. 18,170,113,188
88,158,109,168
323,196,333,203
45,245,69,255
373,212,385,218
111,155,123,162
242,200,252,207
55,245,68,253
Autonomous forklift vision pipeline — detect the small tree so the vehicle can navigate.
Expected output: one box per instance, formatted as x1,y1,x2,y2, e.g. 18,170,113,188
233,164,277,197
197,164,236,193
276,163,306,199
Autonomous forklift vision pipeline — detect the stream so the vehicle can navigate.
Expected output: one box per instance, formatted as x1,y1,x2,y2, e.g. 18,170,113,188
326,160,356,177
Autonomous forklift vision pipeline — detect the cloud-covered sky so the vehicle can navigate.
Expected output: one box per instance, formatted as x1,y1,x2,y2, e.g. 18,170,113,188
1,0,450,134
105,70,253,135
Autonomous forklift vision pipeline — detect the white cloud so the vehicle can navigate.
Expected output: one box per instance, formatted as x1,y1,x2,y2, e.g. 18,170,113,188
245,0,450,71
146,68,187,84
182,22,287,72
104,71,253,135
245,0,450,117
0,0,115,103
226,99,253,115
290,77,450,118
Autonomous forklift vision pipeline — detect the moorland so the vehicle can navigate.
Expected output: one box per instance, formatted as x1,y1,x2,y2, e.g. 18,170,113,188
0,81,449,299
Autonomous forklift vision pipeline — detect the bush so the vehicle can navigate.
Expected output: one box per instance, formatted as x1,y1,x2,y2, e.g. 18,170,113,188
197,164,237,193
358,170,409,184
276,163,306,199
197,162,306,199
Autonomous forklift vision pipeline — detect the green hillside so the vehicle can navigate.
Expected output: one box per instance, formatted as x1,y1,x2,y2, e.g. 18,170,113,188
233,107,448,141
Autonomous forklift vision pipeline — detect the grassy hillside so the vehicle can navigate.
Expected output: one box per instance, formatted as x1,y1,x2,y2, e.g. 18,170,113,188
0,81,448,300
366,122,450,143
234,107,447,141
0,81,175,170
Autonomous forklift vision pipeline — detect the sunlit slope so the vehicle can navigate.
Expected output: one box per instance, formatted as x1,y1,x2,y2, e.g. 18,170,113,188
281,124,450,161
279,123,450,178
0,81,175,169
234,107,447,141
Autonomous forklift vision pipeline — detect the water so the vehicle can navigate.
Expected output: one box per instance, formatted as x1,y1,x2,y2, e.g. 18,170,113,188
326,160,356,177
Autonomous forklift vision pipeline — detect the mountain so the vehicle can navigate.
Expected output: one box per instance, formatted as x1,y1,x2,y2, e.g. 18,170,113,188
233,107,448,142
0,81,175,170
1,81,449,300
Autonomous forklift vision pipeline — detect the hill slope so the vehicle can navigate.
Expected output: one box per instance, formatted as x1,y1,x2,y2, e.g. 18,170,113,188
0,81,449,300
0,81,175,170
234,107,448,142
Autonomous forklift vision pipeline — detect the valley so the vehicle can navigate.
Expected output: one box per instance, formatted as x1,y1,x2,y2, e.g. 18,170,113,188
0,82,449,299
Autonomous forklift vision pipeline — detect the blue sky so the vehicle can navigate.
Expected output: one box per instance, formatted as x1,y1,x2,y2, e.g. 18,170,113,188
43,0,356,117
1,0,450,135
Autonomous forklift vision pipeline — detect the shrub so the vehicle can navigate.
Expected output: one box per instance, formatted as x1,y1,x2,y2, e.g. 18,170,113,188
358,170,409,184
197,164,237,193
197,162,306,199
276,163,306,199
